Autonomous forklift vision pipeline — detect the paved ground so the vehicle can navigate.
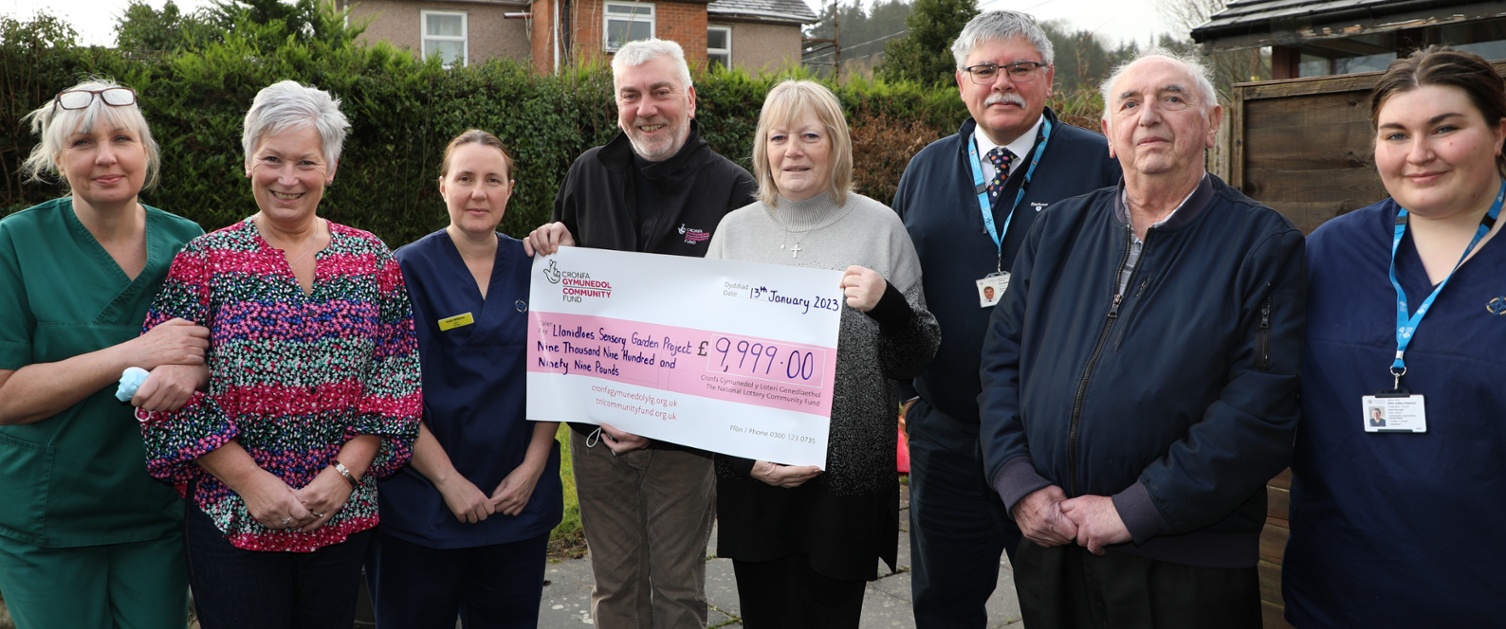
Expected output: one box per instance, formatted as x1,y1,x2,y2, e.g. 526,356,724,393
536,484,1024,628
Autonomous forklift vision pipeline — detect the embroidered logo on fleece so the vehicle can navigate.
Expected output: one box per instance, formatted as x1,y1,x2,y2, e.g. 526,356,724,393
678,223,710,245
1488,296,1506,315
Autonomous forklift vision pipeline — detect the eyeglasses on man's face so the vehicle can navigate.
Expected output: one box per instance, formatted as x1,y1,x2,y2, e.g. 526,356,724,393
963,61,1049,85
52,87,137,112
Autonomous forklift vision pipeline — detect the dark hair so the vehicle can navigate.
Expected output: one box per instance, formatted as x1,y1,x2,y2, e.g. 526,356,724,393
439,129,513,181
1371,46,1506,177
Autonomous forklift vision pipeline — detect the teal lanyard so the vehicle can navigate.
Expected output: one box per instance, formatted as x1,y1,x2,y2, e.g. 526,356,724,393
966,118,1052,272
1387,179,1504,385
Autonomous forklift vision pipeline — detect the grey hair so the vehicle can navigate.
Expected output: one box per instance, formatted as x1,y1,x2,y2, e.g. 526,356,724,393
20,78,161,191
951,11,1054,69
612,39,694,90
1099,48,1219,123
242,80,350,169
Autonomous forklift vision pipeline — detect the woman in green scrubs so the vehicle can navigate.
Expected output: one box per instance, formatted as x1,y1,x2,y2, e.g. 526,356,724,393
0,79,208,628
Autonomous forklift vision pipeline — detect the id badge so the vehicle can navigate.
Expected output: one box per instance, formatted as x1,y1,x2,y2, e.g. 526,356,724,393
438,312,475,331
1362,394,1426,433
977,272,1010,308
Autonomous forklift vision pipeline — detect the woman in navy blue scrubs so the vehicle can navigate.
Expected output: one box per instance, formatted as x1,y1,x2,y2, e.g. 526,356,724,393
369,129,563,628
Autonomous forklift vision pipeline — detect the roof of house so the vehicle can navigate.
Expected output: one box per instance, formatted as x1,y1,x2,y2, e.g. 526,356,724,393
1192,0,1506,49
708,0,818,25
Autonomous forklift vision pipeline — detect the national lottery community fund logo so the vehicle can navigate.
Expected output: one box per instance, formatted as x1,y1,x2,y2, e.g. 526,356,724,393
543,259,614,302
678,223,710,245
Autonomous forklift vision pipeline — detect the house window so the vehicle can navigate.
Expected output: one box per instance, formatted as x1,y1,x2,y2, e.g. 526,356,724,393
708,26,731,69
422,11,467,67
605,2,654,52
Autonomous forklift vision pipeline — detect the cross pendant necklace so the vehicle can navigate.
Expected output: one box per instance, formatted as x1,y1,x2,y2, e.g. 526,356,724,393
778,228,813,258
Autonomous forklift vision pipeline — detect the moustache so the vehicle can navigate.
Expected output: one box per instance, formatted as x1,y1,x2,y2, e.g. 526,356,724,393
985,93,1026,108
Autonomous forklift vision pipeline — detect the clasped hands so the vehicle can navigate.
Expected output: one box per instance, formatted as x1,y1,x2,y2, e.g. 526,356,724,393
245,465,354,533
1012,486,1132,555
435,463,545,524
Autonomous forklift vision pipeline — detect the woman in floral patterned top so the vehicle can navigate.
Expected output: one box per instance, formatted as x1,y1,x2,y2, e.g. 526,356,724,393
138,80,421,628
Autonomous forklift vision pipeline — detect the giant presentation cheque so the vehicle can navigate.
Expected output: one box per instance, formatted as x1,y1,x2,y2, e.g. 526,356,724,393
526,247,842,468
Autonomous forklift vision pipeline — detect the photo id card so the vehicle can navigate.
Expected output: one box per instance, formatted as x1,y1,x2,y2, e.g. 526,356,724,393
977,272,1010,308
1362,394,1426,433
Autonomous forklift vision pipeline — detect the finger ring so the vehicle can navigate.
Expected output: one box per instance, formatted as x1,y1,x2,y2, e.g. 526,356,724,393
311,512,324,519
280,517,292,527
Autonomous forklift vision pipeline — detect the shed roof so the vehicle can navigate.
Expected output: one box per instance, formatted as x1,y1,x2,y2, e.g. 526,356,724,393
1192,0,1506,50
708,0,818,25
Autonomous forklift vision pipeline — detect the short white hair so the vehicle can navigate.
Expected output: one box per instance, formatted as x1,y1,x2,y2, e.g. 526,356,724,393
1099,48,1218,124
611,39,694,90
242,80,350,169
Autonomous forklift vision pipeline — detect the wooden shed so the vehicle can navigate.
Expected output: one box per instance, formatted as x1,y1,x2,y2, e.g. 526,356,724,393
1193,0,1506,79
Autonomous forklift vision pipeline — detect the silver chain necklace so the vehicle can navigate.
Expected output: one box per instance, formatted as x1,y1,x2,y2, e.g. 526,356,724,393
768,203,852,259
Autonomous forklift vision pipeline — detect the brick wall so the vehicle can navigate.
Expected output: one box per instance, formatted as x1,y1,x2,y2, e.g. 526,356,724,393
530,0,558,73
566,0,710,70
655,2,709,70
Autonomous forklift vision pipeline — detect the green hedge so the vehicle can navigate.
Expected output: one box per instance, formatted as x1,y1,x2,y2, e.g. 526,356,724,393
1,14,1102,248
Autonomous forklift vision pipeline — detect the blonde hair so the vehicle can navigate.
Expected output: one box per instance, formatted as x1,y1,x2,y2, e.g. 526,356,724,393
752,80,853,207
20,78,161,191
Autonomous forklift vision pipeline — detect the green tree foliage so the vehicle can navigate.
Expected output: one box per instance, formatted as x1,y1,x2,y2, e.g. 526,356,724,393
205,0,358,49
1043,20,1138,92
114,1,218,54
877,0,978,86
804,0,913,78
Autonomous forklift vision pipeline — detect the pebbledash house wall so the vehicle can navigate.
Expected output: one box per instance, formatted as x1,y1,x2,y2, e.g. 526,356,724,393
339,0,534,66
710,18,802,73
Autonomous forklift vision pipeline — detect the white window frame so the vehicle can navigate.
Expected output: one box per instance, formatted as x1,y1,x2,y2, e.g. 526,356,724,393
421,10,468,67
707,26,732,69
604,2,655,53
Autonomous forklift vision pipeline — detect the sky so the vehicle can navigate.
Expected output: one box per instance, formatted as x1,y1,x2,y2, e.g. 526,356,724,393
2,0,1180,50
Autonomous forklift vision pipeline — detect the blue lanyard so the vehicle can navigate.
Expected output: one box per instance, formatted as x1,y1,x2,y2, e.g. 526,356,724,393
1387,179,1504,383
967,118,1053,271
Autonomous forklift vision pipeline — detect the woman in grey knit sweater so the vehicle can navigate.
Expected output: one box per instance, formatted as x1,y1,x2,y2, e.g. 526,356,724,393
704,79,940,629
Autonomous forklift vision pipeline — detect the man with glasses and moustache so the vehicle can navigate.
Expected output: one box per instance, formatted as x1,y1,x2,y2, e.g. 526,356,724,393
890,11,1120,629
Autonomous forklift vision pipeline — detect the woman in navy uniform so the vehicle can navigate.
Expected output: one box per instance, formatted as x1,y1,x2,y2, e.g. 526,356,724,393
369,129,563,628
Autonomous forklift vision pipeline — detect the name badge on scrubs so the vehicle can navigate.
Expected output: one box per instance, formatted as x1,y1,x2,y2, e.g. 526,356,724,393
1362,393,1426,433
438,312,475,332
977,272,1009,308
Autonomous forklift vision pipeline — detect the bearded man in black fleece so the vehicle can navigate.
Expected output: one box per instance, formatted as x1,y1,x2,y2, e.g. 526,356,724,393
523,38,755,629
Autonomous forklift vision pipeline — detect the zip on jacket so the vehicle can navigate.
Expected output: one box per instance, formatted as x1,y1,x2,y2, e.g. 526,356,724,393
1068,224,1142,496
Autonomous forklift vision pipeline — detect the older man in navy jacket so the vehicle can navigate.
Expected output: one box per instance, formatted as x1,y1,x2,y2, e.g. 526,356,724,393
980,50,1304,628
